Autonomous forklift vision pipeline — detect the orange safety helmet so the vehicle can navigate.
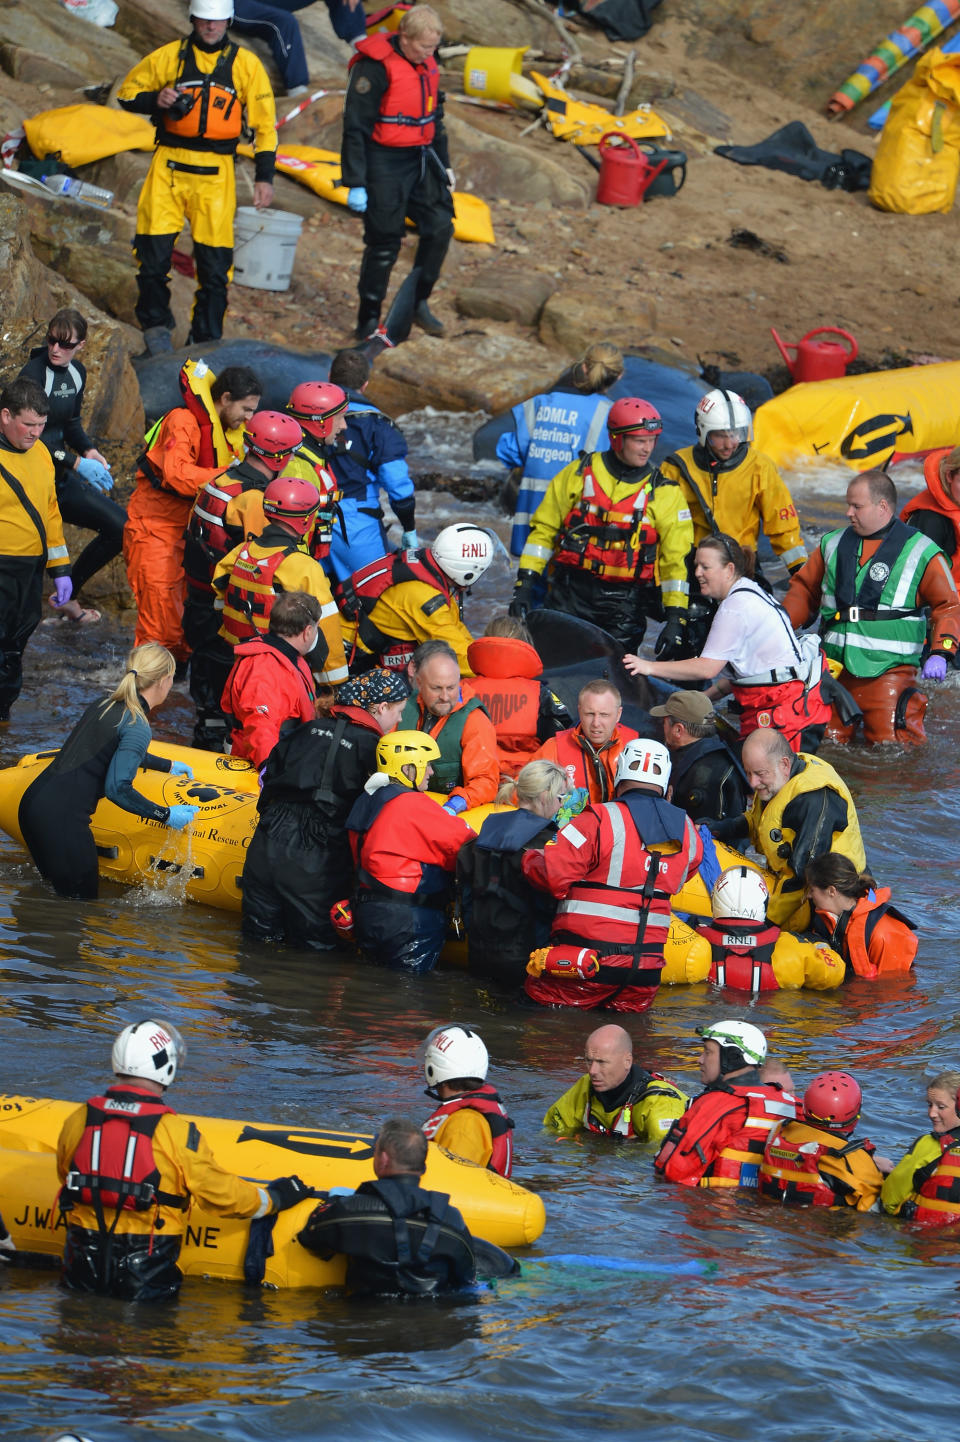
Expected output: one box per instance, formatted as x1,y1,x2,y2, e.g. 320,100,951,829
243,411,304,473
286,381,348,442
262,476,322,537
607,396,662,455
803,1071,862,1135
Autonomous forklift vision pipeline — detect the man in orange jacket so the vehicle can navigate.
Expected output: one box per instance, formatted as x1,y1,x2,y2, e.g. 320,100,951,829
399,640,499,813
124,362,261,668
532,679,639,804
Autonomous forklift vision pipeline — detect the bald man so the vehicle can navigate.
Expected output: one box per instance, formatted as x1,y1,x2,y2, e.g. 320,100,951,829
543,1024,687,1141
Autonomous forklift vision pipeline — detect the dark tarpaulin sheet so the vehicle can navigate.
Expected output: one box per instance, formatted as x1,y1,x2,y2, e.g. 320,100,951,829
580,0,664,42
715,121,873,192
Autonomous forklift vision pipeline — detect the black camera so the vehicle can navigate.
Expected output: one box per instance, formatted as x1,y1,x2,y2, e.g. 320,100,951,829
166,90,196,121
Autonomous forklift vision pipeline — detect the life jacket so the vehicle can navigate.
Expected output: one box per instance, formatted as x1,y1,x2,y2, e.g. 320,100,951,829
422,1084,515,1177
60,1088,187,1223
350,33,439,148
553,725,635,804
583,1067,676,1139
746,751,866,883
219,539,302,645
913,1129,960,1224
656,1078,799,1188
901,448,960,583
350,783,455,900
812,887,917,979
338,547,457,668
459,809,556,980
759,1119,877,1207
184,459,266,591
722,582,830,745
139,359,244,492
160,38,244,152
553,456,658,584
698,918,782,993
462,637,542,773
400,695,487,793
295,437,342,562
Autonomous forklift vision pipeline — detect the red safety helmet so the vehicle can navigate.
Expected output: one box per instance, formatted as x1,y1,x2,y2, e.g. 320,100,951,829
286,381,348,441
607,396,663,455
243,411,304,473
262,476,321,537
802,1071,862,1135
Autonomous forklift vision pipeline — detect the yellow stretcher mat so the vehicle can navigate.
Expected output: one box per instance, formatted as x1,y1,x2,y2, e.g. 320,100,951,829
529,71,671,146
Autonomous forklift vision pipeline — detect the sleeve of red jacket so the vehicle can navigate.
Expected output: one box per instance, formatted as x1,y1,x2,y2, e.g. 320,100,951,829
654,1093,745,1186
450,709,501,808
523,810,602,899
781,545,826,630
221,658,296,769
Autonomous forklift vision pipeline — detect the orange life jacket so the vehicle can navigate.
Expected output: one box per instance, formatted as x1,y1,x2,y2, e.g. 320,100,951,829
901,448,960,587
160,38,243,152
462,636,542,774
552,724,638,804
422,1084,515,1177
554,459,658,584
812,888,917,978
350,33,438,148
220,540,301,645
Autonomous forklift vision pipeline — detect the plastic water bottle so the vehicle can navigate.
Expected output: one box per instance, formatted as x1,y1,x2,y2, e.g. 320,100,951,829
40,174,113,209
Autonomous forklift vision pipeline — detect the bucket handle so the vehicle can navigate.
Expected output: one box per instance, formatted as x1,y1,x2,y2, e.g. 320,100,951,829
801,327,859,361
598,131,642,159
637,143,687,191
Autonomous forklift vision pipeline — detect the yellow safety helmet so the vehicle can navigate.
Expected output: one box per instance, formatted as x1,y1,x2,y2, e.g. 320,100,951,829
375,730,441,790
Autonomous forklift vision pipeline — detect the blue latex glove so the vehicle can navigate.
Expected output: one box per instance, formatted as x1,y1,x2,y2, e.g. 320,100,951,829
169,761,194,779
442,795,468,816
167,804,199,831
347,186,368,213
52,577,73,607
921,654,948,680
400,529,419,549
697,824,722,894
75,456,113,492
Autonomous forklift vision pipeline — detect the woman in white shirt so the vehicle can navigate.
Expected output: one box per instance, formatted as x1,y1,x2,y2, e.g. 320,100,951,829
624,534,829,751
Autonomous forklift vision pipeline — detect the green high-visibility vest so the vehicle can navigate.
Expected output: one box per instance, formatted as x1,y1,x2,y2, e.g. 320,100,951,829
400,695,487,793
820,520,941,677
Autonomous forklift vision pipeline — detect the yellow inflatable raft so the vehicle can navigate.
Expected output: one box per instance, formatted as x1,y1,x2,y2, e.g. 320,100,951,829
0,1094,545,1287
753,361,960,472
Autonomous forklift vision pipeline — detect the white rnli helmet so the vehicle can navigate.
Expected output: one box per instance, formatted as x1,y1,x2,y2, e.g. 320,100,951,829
614,738,672,793
711,865,769,925
190,0,234,20
698,1020,767,1072
430,525,494,588
111,1020,184,1088
423,1025,489,1090
694,388,752,448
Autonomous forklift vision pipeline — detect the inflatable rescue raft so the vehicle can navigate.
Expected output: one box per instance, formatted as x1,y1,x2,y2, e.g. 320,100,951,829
0,1094,545,1288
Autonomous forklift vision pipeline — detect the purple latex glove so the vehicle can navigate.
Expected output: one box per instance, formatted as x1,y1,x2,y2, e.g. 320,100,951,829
921,654,948,681
52,577,73,607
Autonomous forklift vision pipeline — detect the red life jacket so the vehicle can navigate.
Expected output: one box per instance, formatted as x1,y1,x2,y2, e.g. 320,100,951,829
698,919,782,993
298,437,342,563
184,462,267,591
655,1080,799,1188
759,1120,872,1207
462,637,542,774
422,1084,515,1177
553,459,658,584
61,1087,187,1219
220,541,301,645
338,547,456,668
913,1130,960,1224
901,448,960,587
350,33,439,148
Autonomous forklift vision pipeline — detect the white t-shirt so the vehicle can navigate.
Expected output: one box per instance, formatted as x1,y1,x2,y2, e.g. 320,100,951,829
702,578,801,679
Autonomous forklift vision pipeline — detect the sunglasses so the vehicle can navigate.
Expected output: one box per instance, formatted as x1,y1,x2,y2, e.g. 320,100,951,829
47,335,81,349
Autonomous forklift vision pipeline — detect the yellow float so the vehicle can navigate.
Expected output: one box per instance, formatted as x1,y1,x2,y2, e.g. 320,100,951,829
0,1094,545,1287
660,914,844,989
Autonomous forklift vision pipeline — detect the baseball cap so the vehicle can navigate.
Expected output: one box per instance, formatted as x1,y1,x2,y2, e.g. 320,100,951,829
649,690,714,725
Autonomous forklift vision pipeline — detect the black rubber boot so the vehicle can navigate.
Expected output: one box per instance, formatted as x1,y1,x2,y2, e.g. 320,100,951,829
356,242,398,339
413,300,444,336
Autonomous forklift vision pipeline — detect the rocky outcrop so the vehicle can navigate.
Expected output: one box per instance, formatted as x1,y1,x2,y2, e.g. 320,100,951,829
455,264,556,325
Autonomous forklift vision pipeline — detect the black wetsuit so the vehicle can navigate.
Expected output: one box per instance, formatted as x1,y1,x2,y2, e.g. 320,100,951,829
669,736,747,824
457,807,557,985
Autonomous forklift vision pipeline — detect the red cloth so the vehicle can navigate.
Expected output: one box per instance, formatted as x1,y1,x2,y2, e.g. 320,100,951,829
221,637,316,768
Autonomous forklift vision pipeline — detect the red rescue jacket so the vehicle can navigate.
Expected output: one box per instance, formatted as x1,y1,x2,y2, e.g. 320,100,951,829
351,33,439,148
462,636,542,775
349,784,469,897
655,1076,800,1188
220,541,301,645
61,1086,186,1220
554,458,658,584
422,1084,515,1177
698,919,782,993
221,636,317,769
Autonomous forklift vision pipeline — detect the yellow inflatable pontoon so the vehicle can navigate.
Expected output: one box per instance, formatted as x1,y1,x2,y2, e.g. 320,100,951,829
660,914,844,989
0,1094,545,1287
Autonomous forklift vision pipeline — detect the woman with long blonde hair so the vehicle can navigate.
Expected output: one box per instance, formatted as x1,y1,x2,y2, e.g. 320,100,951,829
19,642,196,899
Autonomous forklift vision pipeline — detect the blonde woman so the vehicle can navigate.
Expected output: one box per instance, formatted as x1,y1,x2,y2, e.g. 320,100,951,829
19,642,196,899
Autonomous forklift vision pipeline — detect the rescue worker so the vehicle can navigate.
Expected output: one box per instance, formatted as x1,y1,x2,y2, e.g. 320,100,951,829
56,1019,309,1301
325,349,417,582
184,408,304,748
461,614,571,779
626,533,831,753
232,0,367,97
421,1025,515,1176
759,1071,889,1210
783,470,960,744
531,680,639,806
711,728,867,929
212,475,348,686
659,388,807,654
500,340,623,558
243,665,409,949
543,1023,687,1142
511,398,693,654
298,1118,479,1295
340,523,494,675
901,443,960,602
220,590,321,768
881,1071,960,1222
117,0,278,352
19,643,197,901
342,5,454,340
284,380,349,576
649,689,747,824
346,730,472,972
19,307,124,623
804,853,918,979
654,1021,799,1188
124,361,261,666
400,641,499,812
522,738,704,1013
457,759,567,986
0,378,72,720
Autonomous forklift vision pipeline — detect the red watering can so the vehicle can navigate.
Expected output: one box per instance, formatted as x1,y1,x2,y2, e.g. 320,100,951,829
770,326,859,383
596,133,669,207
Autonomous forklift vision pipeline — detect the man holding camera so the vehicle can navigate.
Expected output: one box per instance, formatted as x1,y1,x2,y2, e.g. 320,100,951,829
118,0,277,354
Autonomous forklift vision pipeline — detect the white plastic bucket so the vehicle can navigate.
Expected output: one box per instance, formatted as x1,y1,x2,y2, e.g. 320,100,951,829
232,206,303,291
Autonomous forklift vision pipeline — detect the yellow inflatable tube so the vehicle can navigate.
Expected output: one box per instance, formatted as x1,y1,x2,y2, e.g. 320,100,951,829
660,915,844,989
753,361,960,473
0,1094,545,1285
